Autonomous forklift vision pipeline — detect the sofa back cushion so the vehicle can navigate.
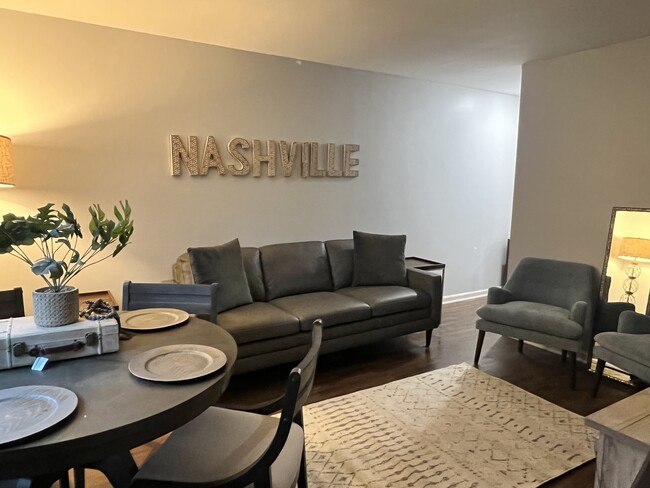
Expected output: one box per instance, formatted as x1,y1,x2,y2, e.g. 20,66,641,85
260,241,333,300
352,231,408,286
187,238,253,313
325,239,354,289
175,249,265,302
241,247,266,302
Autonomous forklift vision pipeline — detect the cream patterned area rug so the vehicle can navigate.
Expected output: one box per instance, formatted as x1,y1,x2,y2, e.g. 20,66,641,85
303,363,597,487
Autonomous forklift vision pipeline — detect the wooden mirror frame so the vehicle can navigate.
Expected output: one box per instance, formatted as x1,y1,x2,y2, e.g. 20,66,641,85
599,206,650,310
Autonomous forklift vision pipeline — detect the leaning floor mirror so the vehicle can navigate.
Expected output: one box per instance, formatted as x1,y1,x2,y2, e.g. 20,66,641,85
600,207,650,315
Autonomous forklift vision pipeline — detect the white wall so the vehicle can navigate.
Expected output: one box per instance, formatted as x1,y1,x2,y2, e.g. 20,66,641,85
511,36,650,277
0,10,519,311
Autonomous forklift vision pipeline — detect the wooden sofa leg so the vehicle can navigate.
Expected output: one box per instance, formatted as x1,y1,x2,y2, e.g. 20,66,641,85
474,331,485,366
518,340,524,353
593,359,606,398
425,329,433,348
569,351,577,390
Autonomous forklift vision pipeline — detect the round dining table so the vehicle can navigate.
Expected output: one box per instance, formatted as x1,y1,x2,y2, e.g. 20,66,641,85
0,316,237,485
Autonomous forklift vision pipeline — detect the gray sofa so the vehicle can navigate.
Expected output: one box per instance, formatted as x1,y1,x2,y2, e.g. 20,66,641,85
173,237,443,374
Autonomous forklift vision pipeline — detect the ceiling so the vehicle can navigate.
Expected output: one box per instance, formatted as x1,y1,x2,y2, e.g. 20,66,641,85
3,0,650,95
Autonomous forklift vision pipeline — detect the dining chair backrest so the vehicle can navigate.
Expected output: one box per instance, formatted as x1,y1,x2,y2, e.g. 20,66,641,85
239,319,323,487
0,287,25,319
122,281,219,324
291,318,323,419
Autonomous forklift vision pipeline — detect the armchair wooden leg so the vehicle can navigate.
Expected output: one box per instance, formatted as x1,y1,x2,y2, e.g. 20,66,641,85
425,329,433,348
593,359,606,398
517,340,524,353
569,351,577,390
561,350,567,362
474,331,486,366
586,342,594,368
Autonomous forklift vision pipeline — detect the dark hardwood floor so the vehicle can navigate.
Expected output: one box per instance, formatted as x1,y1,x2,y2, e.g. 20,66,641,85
85,297,636,488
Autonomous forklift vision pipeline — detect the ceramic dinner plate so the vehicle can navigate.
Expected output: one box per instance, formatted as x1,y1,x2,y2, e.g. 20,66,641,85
128,344,227,382
120,308,190,331
0,385,78,445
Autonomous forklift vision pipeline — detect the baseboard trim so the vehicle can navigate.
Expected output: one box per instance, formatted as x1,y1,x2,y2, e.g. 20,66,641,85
443,289,488,304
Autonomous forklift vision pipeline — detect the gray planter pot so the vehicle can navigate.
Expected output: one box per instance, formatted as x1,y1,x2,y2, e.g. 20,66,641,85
32,286,79,327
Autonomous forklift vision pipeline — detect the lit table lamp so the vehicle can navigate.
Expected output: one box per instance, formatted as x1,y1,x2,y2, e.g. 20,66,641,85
0,135,15,188
618,237,650,306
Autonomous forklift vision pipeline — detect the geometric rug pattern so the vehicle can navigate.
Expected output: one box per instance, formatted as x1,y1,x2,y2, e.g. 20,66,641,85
303,363,598,487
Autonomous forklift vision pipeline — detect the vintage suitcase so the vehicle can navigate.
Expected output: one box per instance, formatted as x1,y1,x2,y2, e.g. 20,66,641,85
0,316,119,370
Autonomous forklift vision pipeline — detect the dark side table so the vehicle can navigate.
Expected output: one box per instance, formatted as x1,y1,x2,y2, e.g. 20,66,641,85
405,256,445,286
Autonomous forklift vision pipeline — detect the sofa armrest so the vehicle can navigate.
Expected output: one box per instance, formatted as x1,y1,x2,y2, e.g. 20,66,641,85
407,268,443,327
569,301,588,325
486,286,514,305
618,310,650,334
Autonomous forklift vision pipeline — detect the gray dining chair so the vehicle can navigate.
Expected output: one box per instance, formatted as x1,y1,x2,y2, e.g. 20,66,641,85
122,281,219,324
131,319,323,488
73,283,221,488
0,287,24,319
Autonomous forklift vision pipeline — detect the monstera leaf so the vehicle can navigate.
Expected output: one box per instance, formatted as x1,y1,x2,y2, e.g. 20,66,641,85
0,201,134,292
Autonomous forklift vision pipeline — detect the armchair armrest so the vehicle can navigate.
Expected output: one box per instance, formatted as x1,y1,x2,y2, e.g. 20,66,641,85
618,310,650,334
569,301,588,325
486,286,514,305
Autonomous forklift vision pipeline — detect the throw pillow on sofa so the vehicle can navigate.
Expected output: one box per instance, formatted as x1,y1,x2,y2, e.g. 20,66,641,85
188,238,253,313
352,231,407,286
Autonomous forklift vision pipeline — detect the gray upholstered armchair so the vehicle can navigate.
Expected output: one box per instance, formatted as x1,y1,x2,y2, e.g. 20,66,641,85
474,257,598,388
593,311,650,396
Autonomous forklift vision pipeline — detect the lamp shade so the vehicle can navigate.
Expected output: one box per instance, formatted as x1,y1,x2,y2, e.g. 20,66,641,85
0,136,15,187
618,237,650,263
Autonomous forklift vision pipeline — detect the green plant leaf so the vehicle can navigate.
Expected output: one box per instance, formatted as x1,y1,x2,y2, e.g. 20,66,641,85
3,200,134,290
32,258,64,280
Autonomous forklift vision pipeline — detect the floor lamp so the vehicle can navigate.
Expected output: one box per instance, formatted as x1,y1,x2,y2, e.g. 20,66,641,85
618,237,650,313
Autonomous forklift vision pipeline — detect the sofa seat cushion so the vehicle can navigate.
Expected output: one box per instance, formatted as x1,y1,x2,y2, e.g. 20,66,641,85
594,332,650,366
337,286,429,317
270,292,371,331
217,302,300,344
476,301,582,339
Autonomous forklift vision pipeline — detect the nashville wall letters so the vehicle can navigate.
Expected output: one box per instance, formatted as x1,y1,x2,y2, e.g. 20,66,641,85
170,135,359,178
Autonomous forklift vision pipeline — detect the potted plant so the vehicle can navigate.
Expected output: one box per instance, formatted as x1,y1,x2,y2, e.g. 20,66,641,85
0,201,134,327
